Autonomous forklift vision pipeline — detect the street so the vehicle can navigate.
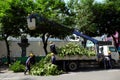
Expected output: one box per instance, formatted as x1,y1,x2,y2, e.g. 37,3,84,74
0,68,120,80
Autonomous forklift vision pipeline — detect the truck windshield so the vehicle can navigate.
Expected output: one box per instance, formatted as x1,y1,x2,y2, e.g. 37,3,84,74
109,47,117,52
118,47,120,52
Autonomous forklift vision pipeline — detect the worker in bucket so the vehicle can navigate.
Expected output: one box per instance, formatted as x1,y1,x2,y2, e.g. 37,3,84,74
49,41,57,54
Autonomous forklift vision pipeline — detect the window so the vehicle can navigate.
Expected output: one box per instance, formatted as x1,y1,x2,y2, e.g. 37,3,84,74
109,47,117,52
118,47,120,52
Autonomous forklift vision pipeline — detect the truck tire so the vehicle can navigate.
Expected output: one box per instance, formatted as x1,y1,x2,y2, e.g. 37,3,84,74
68,62,78,71
111,59,116,68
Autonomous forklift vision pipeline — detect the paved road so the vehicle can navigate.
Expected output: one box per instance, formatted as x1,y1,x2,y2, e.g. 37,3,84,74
0,68,120,80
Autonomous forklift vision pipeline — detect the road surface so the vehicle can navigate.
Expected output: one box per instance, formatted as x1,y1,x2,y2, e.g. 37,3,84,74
0,68,120,80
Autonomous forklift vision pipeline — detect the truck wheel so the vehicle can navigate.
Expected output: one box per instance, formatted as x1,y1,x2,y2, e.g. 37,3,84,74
111,59,115,68
68,62,78,71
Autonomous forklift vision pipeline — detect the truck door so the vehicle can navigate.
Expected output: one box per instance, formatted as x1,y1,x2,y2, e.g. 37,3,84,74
109,46,119,62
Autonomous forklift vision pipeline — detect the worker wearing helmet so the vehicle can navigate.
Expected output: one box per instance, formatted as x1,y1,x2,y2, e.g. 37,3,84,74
103,50,113,69
30,53,33,57
51,53,56,64
104,50,112,69
30,53,36,65
108,51,112,60
49,41,57,54
24,53,33,75
108,50,112,69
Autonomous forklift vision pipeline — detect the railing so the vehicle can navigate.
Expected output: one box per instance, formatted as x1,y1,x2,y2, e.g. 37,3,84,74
0,56,45,65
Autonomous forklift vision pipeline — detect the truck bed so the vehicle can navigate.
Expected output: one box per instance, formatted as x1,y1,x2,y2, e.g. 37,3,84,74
55,55,97,60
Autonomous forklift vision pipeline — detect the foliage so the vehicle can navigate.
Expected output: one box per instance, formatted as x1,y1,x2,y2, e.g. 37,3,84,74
30,54,63,76
27,0,74,55
34,0,73,27
33,0,73,36
93,0,120,49
0,0,35,64
57,42,96,57
67,0,97,36
93,2,119,35
9,61,25,72
0,0,10,18
0,0,35,38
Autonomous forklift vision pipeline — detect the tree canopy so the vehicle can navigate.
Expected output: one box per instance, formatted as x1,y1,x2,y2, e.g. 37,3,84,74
67,0,97,36
1,0,120,59
27,0,74,54
0,0,35,64
93,0,120,49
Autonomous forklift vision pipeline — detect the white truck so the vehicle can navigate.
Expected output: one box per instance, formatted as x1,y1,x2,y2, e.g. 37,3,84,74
99,45,119,67
55,30,120,71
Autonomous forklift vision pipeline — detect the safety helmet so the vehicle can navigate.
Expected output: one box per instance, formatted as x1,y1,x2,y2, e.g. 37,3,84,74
108,51,111,54
49,41,53,44
30,53,33,57
51,53,54,56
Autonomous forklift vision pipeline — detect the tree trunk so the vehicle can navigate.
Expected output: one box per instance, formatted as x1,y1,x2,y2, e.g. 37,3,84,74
42,33,50,55
43,41,48,55
112,35,118,49
118,32,120,53
4,38,11,64
118,32,120,47
82,38,87,48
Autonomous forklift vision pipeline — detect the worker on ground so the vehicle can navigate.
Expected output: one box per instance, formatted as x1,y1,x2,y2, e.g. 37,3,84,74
51,53,56,64
108,51,112,68
24,53,33,75
30,52,36,65
104,51,112,69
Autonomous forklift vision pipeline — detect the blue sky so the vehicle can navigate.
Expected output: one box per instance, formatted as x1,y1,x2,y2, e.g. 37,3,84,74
64,0,104,3
96,0,104,2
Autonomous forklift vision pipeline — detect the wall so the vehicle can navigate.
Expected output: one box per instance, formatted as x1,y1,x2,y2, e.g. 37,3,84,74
0,40,76,58
0,41,7,58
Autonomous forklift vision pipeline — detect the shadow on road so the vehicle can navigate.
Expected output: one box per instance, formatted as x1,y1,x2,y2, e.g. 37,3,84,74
67,66,120,73
0,65,9,73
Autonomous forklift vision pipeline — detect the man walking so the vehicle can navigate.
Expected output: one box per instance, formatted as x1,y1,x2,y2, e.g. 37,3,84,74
24,53,33,75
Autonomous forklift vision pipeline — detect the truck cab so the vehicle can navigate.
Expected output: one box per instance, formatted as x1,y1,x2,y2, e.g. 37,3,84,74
109,46,119,62
99,45,119,67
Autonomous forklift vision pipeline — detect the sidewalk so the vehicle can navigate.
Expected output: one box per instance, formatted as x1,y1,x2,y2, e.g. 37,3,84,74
0,68,63,80
0,66,60,80
1,65,120,80
0,68,35,80
0,65,8,73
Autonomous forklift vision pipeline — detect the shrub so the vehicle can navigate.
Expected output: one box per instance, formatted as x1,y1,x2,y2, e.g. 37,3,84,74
9,61,25,72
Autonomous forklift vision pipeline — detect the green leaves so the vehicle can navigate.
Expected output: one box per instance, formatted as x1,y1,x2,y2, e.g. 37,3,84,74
67,0,96,35
0,0,35,37
57,42,96,57
30,54,63,76
9,61,25,72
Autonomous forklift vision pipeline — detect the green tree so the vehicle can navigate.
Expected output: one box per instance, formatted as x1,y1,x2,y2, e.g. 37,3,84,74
0,0,35,64
66,0,97,47
93,0,120,49
27,0,73,55
67,0,96,35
